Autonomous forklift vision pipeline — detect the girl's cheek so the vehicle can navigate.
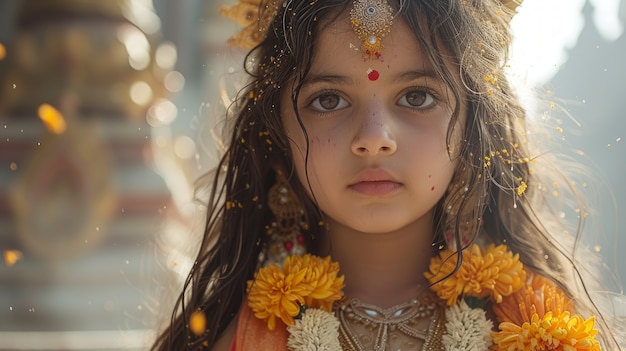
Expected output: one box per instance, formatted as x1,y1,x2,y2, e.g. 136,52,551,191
310,136,337,152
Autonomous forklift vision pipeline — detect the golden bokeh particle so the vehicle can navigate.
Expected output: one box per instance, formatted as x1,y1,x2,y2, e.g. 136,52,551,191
38,104,67,134
4,250,23,267
189,310,207,336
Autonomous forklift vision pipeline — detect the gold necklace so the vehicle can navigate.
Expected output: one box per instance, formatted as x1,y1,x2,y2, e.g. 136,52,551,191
333,292,445,351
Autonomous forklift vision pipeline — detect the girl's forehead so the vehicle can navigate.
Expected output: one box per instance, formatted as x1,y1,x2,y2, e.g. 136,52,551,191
310,14,431,77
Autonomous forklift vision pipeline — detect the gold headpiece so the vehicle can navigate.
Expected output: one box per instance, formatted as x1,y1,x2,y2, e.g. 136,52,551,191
220,0,524,50
350,0,394,60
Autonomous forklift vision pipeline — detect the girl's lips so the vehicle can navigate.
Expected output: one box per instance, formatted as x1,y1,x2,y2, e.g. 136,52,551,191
348,180,402,196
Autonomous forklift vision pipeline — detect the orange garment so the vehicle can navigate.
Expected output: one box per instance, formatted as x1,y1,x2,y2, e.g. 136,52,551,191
231,302,288,351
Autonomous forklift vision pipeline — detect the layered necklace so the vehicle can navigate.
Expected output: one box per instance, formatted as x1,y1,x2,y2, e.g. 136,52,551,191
333,291,446,351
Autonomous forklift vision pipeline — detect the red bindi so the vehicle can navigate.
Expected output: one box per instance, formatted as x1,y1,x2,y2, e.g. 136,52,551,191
367,69,380,81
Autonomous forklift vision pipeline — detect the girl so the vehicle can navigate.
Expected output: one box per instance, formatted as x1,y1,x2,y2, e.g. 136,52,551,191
153,0,623,350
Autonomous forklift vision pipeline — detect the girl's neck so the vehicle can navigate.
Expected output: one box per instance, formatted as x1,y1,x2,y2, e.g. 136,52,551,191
317,213,435,309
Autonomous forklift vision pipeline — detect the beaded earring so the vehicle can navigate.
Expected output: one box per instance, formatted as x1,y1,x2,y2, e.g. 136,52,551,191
265,170,307,265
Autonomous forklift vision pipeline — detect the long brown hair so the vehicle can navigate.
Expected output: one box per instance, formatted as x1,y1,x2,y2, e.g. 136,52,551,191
152,0,620,349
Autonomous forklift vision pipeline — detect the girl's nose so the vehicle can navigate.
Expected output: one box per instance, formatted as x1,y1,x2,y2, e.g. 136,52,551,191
351,106,397,156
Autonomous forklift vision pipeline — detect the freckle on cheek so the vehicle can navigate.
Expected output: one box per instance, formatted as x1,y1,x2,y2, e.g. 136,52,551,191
431,186,435,191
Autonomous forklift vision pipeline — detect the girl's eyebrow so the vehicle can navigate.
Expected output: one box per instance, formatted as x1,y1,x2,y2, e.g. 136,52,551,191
393,69,441,83
301,74,354,87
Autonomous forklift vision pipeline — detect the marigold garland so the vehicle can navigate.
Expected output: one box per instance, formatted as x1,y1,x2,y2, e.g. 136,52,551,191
245,248,602,351
247,254,345,330
425,243,526,305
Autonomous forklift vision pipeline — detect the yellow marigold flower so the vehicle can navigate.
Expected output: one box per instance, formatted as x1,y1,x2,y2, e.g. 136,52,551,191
491,271,601,350
289,254,345,312
425,244,525,306
247,254,344,330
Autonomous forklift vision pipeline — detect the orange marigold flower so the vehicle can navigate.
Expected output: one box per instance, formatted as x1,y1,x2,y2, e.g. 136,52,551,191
493,270,571,325
247,254,344,330
288,254,345,311
491,271,601,350
425,244,526,306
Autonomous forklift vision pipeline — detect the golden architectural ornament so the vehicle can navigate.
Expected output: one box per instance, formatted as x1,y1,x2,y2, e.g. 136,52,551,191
9,114,118,262
0,0,172,120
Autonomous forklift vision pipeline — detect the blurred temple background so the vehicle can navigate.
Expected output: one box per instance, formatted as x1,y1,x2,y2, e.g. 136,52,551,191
0,0,238,349
0,0,624,350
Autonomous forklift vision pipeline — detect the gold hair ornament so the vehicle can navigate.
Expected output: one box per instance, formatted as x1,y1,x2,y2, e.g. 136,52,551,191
220,0,284,49
350,0,394,60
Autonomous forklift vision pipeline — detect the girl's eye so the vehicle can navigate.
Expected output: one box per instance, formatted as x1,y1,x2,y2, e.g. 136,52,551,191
309,93,349,112
397,89,436,109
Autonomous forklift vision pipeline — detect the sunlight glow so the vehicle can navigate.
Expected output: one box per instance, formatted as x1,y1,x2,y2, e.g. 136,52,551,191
509,0,623,86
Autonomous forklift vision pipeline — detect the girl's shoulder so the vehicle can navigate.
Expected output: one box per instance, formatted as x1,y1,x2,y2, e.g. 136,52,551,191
219,302,288,351
210,313,238,351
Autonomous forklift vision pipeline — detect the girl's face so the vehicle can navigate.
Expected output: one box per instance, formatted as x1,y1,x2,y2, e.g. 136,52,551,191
281,12,465,235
